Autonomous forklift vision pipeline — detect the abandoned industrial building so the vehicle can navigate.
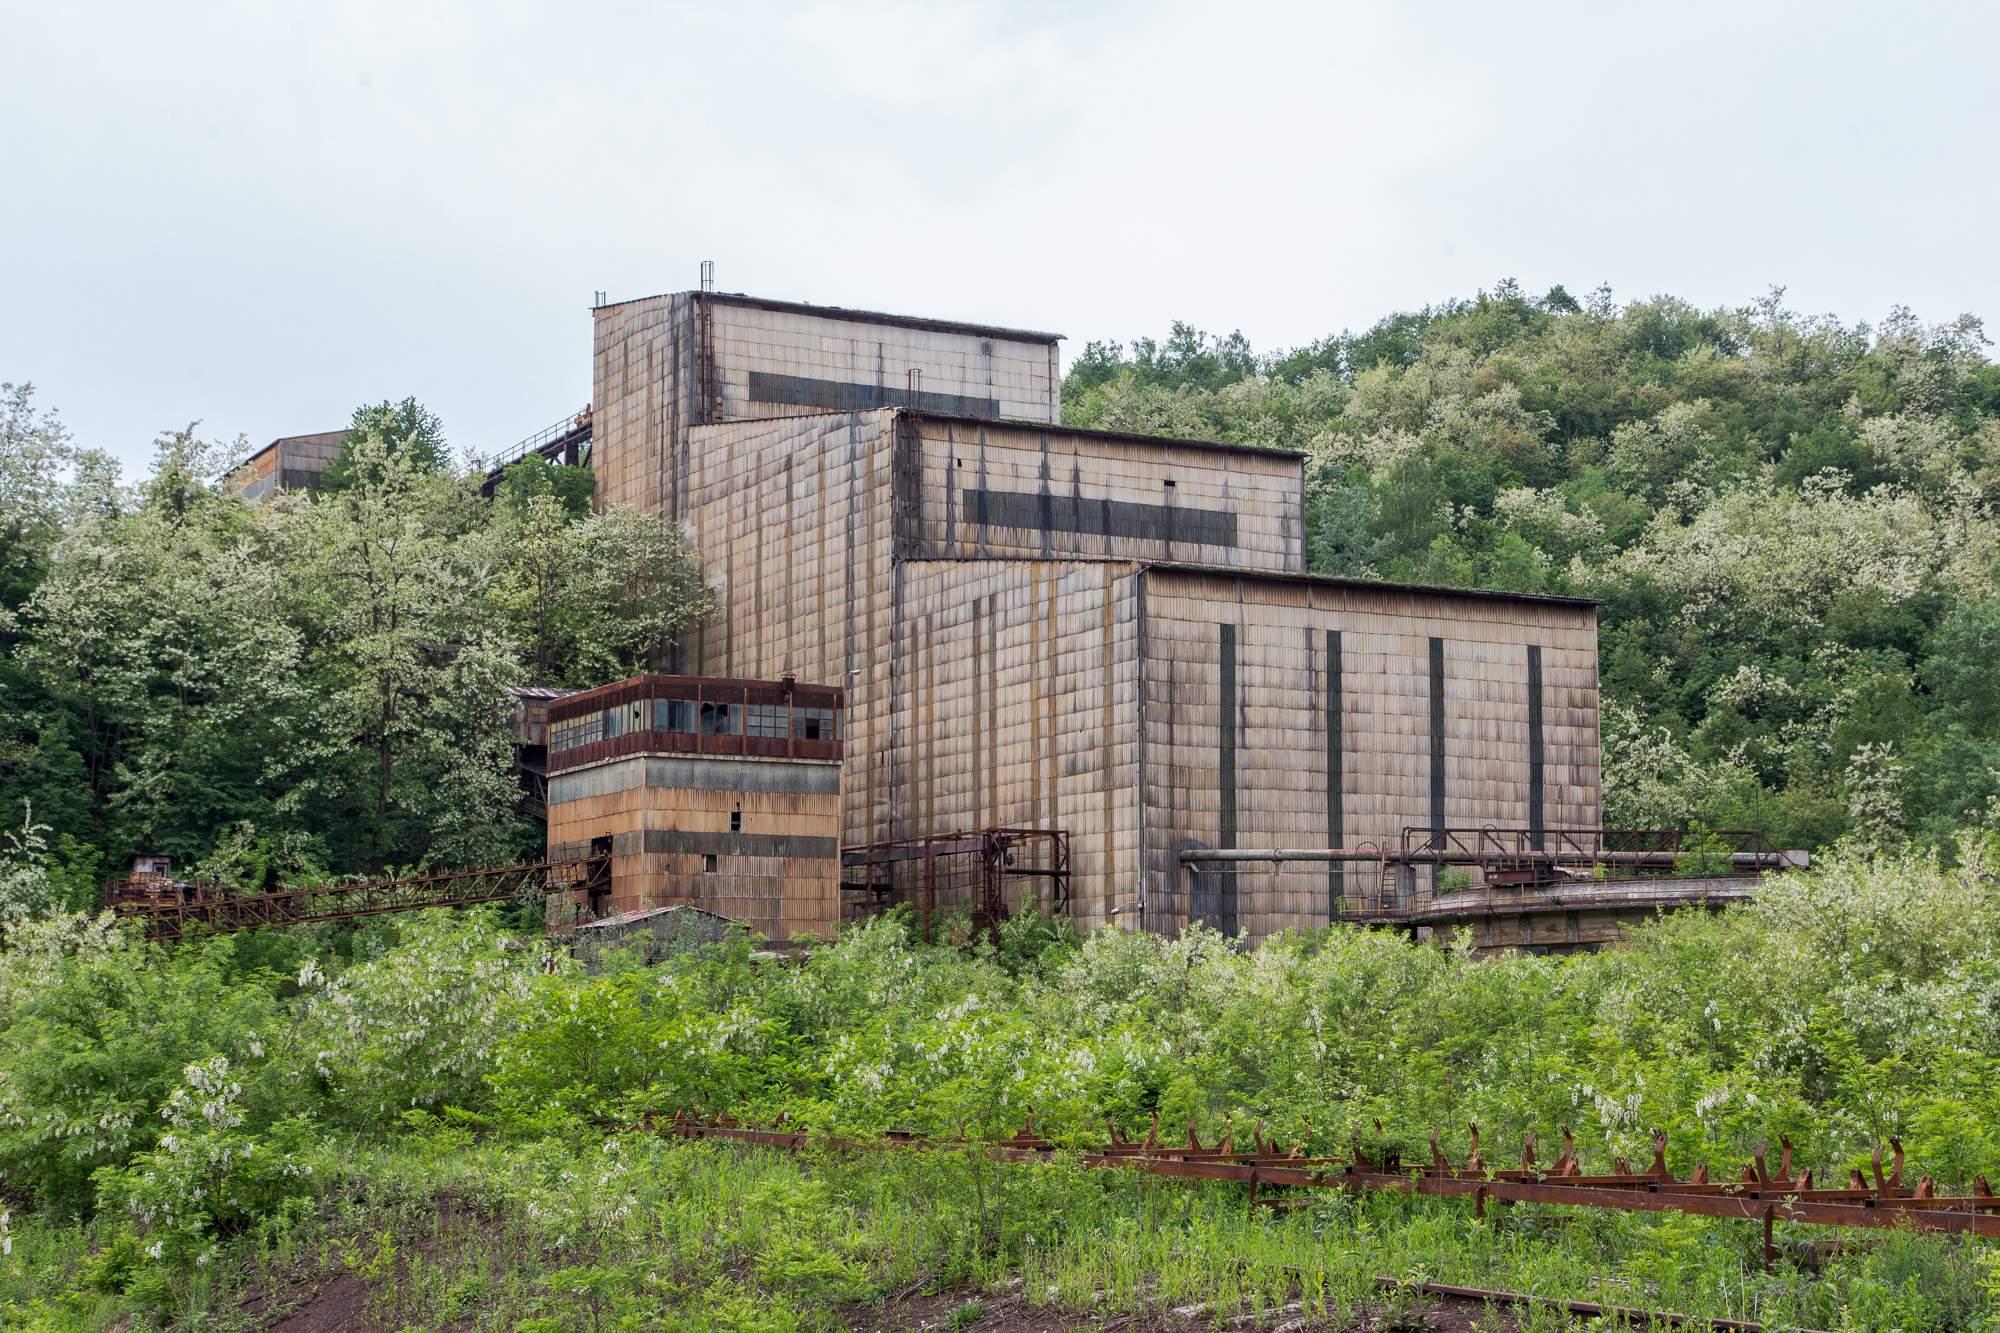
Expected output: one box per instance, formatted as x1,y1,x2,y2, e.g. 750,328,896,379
168,278,1795,956
582,284,1639,947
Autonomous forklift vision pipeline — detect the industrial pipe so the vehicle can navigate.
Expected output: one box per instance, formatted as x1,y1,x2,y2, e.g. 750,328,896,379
1177,848,1802,869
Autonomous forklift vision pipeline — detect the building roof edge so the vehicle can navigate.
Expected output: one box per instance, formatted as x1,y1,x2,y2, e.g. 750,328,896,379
902,410,1307,461
593,290,1063,344
1136,561,1601,609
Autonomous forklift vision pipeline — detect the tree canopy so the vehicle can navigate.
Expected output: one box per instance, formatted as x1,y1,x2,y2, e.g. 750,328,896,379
0,390,713,891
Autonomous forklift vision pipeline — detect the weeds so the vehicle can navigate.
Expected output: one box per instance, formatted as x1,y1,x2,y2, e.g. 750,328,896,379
3,848,1999,1327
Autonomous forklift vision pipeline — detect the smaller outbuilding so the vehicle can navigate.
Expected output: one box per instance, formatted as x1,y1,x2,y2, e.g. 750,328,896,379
222,430,349,501
568,904,736,971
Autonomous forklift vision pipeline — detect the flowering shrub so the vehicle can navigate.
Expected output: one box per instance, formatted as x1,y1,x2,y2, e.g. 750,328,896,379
0,843,1996,1324
673,852,2000,1187
93,1056,320,1272
0,918,283,1216
488,948,789,1127
295,911,530,1124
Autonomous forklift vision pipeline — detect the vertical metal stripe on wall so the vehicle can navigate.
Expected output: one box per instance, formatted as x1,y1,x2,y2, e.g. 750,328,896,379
1218,623,1238,936
1428,637,1446,874
1325,628,1343,922
1527,644,1545,849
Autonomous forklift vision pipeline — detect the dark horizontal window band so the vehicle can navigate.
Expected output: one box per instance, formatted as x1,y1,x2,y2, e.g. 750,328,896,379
642,830,838,859
746,370,1000,419
552,831,838,861
959,488,1237,548
548,756,840,805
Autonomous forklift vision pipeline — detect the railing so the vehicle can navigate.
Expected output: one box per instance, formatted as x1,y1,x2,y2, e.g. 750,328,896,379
842,828,1071,938
1398,825,1779,865
480,409,593,477
1179,827,1801,922
1395,827,1788,890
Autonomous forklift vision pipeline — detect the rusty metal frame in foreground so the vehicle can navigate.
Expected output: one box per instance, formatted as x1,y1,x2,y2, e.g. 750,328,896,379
842,828,1071,939
106,856,612,941
646,1111,1999,1268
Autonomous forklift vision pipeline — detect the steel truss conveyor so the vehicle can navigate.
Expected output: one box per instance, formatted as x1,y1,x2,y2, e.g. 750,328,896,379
104,856,611,941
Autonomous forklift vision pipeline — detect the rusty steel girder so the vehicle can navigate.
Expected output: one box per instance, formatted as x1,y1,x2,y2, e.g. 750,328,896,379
107,856,611,941
642,1110,2000,1268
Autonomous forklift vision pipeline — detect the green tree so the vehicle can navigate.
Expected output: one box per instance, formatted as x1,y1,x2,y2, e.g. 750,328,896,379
1,383,97,608
320,396,449,491
0,388,111,851
1922,600,2000,736
276,430,523,868
15,428,298,864
488,502,716,687
496,454,595,519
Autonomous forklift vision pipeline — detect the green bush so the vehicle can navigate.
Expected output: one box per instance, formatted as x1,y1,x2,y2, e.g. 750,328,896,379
1,847,1998,1326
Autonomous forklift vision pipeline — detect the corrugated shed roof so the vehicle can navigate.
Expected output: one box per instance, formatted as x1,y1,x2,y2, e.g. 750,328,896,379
508,684,579,702
576,904,734,932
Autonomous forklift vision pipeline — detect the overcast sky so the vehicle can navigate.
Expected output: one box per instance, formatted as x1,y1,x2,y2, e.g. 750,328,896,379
4,0,1995,478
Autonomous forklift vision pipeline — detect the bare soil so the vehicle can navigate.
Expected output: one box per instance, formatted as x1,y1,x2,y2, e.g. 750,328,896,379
263,1272,369,1332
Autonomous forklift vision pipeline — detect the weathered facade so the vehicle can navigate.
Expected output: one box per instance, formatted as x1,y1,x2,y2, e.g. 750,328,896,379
222,430,348,501
591,291,1061,518
589,288,1603,941
1136,568,1599,937
543,676,844,939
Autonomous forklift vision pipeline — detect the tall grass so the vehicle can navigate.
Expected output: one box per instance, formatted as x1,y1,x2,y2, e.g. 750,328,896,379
23,1134,1969,1330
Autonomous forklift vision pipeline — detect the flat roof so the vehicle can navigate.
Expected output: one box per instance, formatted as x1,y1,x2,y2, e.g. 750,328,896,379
1140,561,1600,609
596,290,1063,345
905,410,1307,462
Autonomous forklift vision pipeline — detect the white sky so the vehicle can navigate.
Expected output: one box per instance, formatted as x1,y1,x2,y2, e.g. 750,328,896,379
4,0,1995,477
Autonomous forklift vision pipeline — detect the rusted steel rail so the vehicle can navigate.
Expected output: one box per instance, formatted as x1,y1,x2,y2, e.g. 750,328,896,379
106,856,610,941
646,1111,2000,1266
1372,1277,1811,1332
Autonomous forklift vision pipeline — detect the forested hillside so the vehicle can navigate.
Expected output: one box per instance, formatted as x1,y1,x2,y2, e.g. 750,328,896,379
1065,284,2000,852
